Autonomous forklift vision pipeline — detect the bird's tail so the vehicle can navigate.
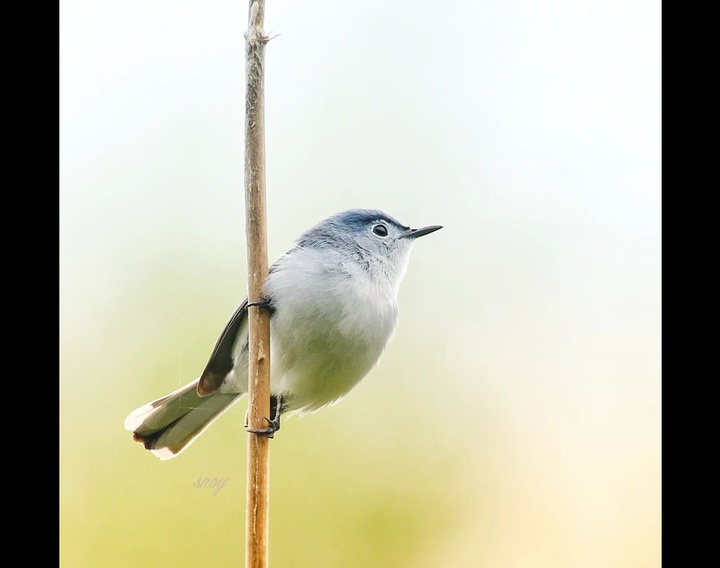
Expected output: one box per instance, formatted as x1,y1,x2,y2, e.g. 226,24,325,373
124,378,243,460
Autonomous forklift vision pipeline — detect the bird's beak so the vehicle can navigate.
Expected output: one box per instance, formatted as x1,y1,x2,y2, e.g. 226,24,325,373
405,225,443,239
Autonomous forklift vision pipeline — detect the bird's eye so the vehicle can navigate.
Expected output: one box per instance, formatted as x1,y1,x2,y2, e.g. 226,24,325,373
372,224,389,237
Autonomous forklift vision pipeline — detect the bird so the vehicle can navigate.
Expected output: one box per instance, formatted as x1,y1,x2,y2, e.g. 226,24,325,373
124,209,442,459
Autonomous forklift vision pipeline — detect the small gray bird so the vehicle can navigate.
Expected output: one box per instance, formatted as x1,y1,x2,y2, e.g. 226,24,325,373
125,209,442,459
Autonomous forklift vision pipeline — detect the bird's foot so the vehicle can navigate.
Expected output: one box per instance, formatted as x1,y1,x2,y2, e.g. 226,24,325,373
244,395,283,438
246,297,272,310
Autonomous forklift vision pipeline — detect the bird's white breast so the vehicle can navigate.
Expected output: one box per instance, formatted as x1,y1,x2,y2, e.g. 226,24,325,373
262,247,399,412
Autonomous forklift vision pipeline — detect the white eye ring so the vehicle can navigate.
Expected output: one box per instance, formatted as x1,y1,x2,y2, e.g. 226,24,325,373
372,224,389,237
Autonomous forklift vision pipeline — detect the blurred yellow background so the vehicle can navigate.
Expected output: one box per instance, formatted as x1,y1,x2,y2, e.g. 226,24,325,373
60,1,660,566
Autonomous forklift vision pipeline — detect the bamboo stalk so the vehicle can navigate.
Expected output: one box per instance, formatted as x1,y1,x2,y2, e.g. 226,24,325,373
244,2,271,567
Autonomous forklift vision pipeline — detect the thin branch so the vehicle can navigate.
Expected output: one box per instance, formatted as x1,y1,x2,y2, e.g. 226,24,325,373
244,1,271,568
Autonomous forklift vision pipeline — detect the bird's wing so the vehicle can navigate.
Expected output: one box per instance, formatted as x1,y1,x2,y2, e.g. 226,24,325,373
197,299,249,396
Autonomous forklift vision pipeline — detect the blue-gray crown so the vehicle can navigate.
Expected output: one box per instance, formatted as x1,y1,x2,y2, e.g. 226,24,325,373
296,209,409,248
328,209,409,232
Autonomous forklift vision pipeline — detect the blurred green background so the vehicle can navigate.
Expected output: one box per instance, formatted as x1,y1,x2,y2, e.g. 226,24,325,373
60,1,660,566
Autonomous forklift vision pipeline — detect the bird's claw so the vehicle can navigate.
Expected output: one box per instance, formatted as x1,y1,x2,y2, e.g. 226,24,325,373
245,416,281,438
244,395,283,438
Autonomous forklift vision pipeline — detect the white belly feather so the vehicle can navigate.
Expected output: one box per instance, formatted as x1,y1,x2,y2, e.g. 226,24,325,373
223,247,400,413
